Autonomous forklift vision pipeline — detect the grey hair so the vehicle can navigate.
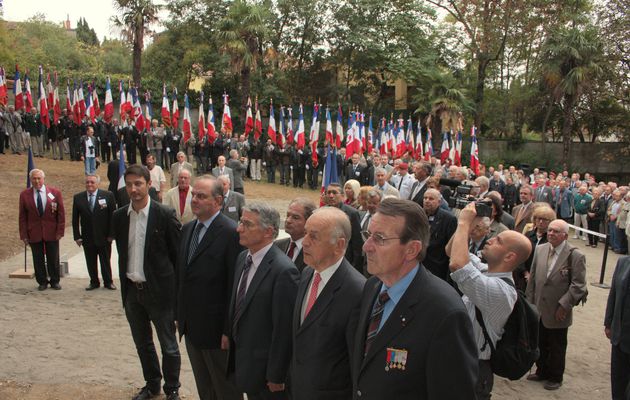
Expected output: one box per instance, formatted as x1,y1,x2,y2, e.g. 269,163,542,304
243,202,280,239
86,174,101,184
29,169,45,179
218,174,231,184
230,149,239,158
367,189,382,200
374,167,386,175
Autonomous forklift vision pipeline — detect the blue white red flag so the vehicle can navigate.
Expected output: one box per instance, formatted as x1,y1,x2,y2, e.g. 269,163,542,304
13,65,23,110
24,71,33,111
172,88,180,129
295,104,305,150
198,91,206,140
182,92,191,143
160,84,170,128
267,100,277,145
104,77,114,123
37,66,49,128
470,126,479,175
207,96,216,143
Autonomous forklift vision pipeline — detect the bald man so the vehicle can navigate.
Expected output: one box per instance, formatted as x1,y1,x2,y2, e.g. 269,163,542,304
447,202,532,399
423,188,457,281
526,219,587,391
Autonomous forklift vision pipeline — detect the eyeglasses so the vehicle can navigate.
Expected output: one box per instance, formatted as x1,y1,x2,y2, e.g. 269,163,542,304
361,230,401,246
534,217,551,222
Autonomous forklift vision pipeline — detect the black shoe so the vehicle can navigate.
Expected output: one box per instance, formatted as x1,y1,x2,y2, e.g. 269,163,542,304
105,284,117,290
37,284,48,291
85,284,100,291
526,373,545,382
132,386,159,400
544,381,562,390
165,391,180,400
50,283,62,290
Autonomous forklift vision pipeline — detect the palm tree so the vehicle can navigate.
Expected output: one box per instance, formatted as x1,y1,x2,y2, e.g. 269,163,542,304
217,0,268,112
541,26,604,169
111,0,161,87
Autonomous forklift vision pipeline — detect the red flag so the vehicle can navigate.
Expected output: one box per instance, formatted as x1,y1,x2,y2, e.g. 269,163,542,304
470,126,480,176
92,84,101,116
440,131,450,162
37,66,49,128
0,67,7,106
295,104,305,150
104,77,114,123
144,91,152,132
52,74,61,124
160,83,170,128
118,81,125,120
222,93,233,134
24,71,33,110
286,107,294,145
78,82,86,118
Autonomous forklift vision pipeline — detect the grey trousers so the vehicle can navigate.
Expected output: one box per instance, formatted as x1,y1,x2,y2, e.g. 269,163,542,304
185,337,242,400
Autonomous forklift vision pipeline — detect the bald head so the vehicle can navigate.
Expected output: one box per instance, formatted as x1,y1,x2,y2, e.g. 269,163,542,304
482,230,532,273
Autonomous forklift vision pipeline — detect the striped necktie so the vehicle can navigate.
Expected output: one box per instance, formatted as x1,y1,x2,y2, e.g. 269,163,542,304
233,255,254,333
364,290,390,355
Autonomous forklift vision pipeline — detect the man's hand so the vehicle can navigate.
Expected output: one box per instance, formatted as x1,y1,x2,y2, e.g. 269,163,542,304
555,305,567,322
221,334,230,350
75,239,83,247
22,239,29,246
267,382,285,392
605,327,611,339
458,202,477,226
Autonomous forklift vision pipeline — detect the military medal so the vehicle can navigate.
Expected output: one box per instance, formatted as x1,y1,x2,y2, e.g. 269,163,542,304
385,347,408,371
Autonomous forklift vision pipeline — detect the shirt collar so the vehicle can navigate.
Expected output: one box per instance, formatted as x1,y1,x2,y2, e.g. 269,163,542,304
379,265,419,305
551,240,566,254
315,256,344,282
197,210,221,229
37,185,46,194
249,242,274,269
292,237,304,250
127,197,151,216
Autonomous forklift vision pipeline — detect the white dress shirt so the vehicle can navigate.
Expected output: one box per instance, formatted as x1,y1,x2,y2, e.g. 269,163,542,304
240,242,274,292
287,237,304,262
126,198,151,282
34,184,47,211
300,257,344,322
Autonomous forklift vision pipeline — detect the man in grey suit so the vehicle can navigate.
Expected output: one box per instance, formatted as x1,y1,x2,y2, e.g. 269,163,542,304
290,207,366,400
605,256,630,400
218,175,245,224
228,203,299,399
526,219,587,391
227,149,246,194
534,175,554,207
212,155,234,191
170,151,194,188
275,197,316,272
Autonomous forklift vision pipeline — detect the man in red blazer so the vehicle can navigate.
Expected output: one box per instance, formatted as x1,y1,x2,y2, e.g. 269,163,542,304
19,169,65,290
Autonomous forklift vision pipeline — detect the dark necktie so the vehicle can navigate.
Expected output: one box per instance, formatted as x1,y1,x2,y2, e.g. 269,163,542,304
233,255,253,333
36,190,44,216
469,241,477,254
187,223,204,263
287,241,297,259
364,290,390,355
89,193,95,212
362,213,372,231
397,176,404,190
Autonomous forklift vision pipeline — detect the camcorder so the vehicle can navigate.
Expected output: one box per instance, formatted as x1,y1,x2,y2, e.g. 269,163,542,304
440,178,493,218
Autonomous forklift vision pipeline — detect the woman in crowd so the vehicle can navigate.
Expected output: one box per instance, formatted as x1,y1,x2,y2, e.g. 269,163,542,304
587,187,606,247
343,179,361,209
357,185,373,211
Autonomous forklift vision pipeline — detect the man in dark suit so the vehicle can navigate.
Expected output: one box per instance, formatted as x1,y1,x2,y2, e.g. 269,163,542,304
19,169,65,291
72,174,117,290
324,183,364,273
534,175,554,207
408,161,432,207
275,197,317,273
218,174,245,223
345,153,368,186
227,149,247,194
177,175,242,400
228,203,299,399
352,198,478,399
605,256,630,400
422,189,457,282
110,164,182,400
290,206,366,400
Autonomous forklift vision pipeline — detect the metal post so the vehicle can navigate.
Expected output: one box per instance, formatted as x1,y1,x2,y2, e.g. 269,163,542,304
593,234,611,289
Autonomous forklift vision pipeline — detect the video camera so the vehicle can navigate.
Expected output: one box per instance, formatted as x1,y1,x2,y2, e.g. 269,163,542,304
440,178,493,218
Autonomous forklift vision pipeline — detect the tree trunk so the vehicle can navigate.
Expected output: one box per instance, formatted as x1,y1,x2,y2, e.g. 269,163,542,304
541,96,554,156
241,66,251,130
474,52,489,130
132,27,143,88
561,95,575,170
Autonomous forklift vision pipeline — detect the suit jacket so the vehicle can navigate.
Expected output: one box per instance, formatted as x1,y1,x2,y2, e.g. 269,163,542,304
275,237,306,272
107,159,121,194
72,189,116,247
162,186,195,225
409,179,429,206
227,245,299,394
345,163,368,186
340,203,364,273
535,185,554,206
605,256,630,350
424,208,457,281
221,190,245,223
526,242,587,329
212,166,235,191
291,260,366,400
554,188,574,219
170,161,194,188
227,158,246,191
19,186,65,243
177,214,242,348
374,183,400,198
111,200,182,309
352,268,478,399
512,202,534,234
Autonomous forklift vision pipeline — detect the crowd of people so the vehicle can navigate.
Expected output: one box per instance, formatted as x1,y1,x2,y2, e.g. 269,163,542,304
12,114,630,400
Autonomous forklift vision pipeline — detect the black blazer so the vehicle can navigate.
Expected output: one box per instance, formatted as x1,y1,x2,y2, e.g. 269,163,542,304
409,180,429,206
352,267,478,399
290,260,366,400
72,189,116,247
111,200,182,309
107,159,120,194
340,203,364,274
346,163,368,186
227,244,299,394
176,214,242,349
275,237,306,272
424,208,457,281
605,256,630,349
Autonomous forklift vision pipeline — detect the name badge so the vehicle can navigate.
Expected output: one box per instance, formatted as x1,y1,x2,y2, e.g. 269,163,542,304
385,348,408,371
98,199,107,208
47,193,55,200
229,206,236,212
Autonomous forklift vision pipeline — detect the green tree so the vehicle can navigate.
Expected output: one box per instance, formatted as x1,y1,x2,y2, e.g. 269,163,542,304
216,0,269,112
76,17,99,46
111,0,161,87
